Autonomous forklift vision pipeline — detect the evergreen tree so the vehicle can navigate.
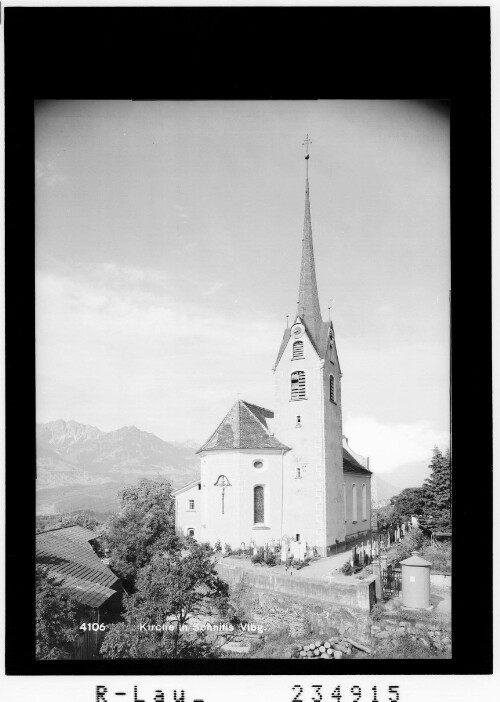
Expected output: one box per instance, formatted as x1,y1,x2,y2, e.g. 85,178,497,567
422,446,451,531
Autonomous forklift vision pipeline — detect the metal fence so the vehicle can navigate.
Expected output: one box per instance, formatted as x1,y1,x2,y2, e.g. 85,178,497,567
382,567,402,599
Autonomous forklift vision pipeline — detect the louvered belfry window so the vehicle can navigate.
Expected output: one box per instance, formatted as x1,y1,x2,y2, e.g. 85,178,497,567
291,371,306,400
330,374,336,402
292,340,304,359
254,485,264,524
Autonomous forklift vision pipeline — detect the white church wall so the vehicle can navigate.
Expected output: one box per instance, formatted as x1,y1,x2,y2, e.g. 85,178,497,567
323,337,348,551
198,449,284,550
273,331,329,552
344,473,372,537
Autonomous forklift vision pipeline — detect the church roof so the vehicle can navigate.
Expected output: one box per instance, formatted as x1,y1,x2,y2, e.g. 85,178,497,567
196,400,291,453
273,152,341,371
342,448,372,475
273,318,334,370
298,171,323,342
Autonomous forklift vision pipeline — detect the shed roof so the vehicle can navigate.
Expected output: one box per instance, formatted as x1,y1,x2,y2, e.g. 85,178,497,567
36,526,120,608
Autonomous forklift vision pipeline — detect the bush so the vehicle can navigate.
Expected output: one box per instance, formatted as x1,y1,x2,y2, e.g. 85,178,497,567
36,566,84,659
423,542,451,573
388,529,427,568
340,560,363,576
370,634,450,659
264,551,277,567
292,561,309,570
227,576,258,623
251,551,264,564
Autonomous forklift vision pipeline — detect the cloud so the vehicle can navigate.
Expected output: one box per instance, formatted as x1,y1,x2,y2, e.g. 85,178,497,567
35,265,278,441
172,203,189,219
35,160,67,187
343,415,449,475
203,281,226,296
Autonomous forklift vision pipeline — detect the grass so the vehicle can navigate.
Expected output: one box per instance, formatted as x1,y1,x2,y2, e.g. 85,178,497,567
363,635,450,659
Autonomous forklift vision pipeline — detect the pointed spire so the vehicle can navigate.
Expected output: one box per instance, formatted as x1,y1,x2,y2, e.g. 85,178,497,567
298,135,322,339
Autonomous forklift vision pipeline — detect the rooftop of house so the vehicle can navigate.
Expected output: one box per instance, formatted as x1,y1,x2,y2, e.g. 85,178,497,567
36,525,120,609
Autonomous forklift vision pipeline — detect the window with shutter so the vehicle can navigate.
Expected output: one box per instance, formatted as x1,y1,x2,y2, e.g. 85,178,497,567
292,340,304,359
254,485,264,524
291,371,306,400
330,374,336,403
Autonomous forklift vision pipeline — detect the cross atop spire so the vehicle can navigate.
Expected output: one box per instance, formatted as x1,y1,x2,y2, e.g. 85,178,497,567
297,135,323,341
302,133,312,159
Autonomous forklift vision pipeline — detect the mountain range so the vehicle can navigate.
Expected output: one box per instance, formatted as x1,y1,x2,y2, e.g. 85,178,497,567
36,419,431,515
36,419,200,515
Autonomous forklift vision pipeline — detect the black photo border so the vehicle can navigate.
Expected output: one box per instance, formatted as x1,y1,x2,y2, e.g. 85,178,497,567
4,5,492,676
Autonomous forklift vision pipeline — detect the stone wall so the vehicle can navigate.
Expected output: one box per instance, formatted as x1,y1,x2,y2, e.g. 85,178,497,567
370,616,451,655
258,590,372,646
217,561,375,612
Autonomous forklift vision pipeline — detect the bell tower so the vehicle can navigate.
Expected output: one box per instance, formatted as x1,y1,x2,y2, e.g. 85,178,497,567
272,136,345,555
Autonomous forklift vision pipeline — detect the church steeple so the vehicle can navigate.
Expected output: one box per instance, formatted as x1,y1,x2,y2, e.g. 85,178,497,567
298,135,323,340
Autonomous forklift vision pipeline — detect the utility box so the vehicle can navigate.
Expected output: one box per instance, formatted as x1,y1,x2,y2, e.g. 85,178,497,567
400,550,432,610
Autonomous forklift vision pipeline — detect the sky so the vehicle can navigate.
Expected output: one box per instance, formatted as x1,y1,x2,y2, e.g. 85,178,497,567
35,100,450,477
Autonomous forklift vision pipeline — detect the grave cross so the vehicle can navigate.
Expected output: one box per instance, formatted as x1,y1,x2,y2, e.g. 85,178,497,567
214,474,231,514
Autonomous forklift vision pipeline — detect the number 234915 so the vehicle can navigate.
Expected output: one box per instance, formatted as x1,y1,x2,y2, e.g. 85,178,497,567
292,685,400,702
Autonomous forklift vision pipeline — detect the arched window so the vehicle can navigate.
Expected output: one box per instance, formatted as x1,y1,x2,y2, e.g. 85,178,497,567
329,374,336,403
291,371,306,400
362,484,367,520
292,340,304,359
254,485,264,524
352,484,357,522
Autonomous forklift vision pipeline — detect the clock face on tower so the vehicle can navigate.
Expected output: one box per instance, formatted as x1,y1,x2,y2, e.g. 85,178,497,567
291,323,305,339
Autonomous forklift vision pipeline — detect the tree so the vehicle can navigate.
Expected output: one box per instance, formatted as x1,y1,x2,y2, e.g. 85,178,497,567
100,542,232,659
101,478,178,586
36,511,101,534
422,447,451,531
36,565,82,659
389,487,426,522
61,511,101,531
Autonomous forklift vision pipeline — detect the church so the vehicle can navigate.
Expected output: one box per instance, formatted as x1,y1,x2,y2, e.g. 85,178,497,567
173,140,372,556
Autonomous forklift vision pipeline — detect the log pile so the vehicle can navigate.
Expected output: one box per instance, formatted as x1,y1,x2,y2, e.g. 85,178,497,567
292,637,353,659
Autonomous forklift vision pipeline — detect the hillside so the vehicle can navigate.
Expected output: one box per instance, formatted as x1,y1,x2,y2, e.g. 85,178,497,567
36,420,200,514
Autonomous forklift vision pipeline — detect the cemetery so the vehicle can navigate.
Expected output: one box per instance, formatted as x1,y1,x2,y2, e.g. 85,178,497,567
216,519,451,659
